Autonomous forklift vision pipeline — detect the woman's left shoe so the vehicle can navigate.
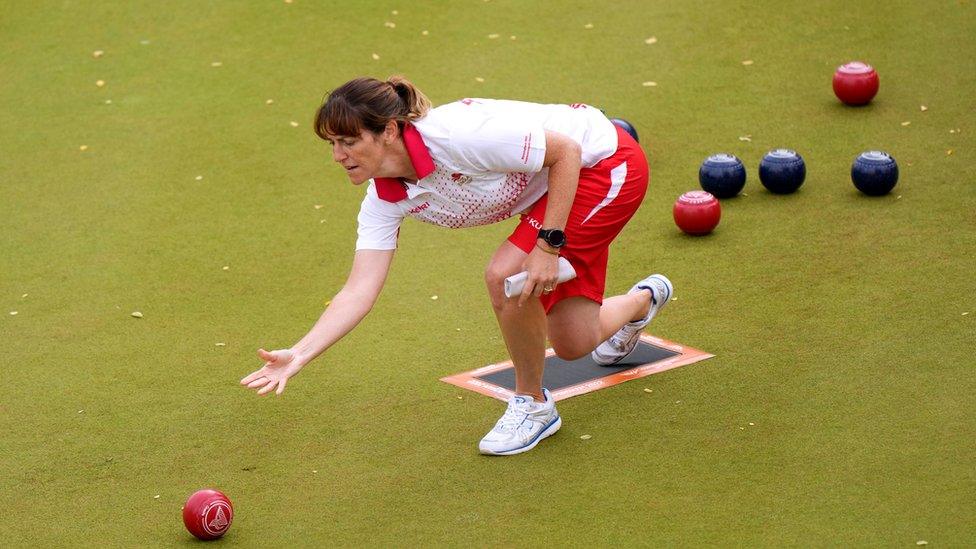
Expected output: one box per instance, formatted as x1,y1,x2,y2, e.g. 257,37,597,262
479,388,561,456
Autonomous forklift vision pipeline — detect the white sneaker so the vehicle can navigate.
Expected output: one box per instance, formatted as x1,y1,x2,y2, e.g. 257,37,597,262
479,389,561,456
592,274,673,366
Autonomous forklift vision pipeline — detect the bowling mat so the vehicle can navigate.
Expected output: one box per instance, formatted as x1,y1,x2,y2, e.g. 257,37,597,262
440,334,714,402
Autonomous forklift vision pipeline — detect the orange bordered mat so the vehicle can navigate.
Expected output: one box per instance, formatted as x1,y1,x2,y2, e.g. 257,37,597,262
440,334,714,402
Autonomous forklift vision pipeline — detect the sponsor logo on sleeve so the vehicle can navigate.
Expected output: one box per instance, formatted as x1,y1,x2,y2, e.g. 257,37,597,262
407,201,431,215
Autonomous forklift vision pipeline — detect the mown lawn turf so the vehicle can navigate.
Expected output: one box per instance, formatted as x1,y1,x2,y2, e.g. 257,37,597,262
1,0,974,546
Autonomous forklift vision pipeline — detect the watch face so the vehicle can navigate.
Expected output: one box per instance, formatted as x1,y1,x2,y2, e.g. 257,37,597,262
543,229,566,248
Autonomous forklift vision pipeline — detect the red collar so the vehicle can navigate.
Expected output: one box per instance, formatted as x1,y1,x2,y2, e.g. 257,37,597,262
373,123,435,203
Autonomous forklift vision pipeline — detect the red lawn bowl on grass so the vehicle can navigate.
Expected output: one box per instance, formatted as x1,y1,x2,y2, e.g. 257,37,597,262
673,191,721,235
833,61,879,105
182,489,233,540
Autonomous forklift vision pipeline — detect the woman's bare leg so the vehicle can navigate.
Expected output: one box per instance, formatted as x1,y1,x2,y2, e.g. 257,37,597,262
546,292,651,360
484,241,547,401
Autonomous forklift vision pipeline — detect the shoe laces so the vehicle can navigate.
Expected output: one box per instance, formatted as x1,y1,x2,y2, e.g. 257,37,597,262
496,398,532,432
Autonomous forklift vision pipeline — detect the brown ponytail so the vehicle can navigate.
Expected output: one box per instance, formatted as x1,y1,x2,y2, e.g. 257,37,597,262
315,75,431,140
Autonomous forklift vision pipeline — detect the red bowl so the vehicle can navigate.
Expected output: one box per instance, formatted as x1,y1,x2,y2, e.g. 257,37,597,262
673,191,721,235
182,489,233,540
833,61,879,105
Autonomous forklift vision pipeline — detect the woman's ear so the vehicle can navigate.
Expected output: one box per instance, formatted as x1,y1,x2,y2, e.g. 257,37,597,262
384,120,400,144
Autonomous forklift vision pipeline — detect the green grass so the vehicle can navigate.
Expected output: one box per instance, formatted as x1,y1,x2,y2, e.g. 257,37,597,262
1,0,974,546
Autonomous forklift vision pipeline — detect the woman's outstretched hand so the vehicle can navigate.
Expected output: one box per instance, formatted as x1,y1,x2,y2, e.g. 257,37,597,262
240,348,304,396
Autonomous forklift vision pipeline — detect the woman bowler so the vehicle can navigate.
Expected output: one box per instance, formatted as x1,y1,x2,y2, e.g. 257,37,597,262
240,76,672,456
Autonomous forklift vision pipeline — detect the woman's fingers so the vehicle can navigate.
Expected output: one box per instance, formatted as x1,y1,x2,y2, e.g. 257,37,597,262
247,375,271,388
241,370,264,385
257,348,276,363
275,378,287,396
518,281,535,307
257,379,279,396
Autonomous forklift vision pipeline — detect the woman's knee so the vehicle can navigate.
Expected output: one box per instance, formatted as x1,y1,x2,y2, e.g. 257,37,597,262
547,297,602,359
549,335,595,361
484,263,512,311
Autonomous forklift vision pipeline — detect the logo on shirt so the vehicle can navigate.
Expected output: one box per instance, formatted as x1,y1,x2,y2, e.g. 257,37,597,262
451,172,472,185
407,201,431,215
520,134,532,164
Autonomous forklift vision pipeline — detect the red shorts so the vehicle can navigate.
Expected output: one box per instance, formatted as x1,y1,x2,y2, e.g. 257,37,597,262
508,126,649,312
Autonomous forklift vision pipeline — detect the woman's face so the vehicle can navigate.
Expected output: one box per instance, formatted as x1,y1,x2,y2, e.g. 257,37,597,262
328,130,385,185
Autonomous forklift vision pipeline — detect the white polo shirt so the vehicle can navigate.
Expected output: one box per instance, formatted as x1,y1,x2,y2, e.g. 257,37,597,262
355,98,618,250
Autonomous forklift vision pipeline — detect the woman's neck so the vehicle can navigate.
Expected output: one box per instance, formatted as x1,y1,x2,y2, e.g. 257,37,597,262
377,137,418,181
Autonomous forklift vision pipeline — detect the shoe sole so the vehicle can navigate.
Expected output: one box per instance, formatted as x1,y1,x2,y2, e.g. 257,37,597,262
479,415,562,456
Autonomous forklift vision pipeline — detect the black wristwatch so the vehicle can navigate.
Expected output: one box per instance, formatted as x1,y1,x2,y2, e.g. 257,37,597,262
538,228,567,249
